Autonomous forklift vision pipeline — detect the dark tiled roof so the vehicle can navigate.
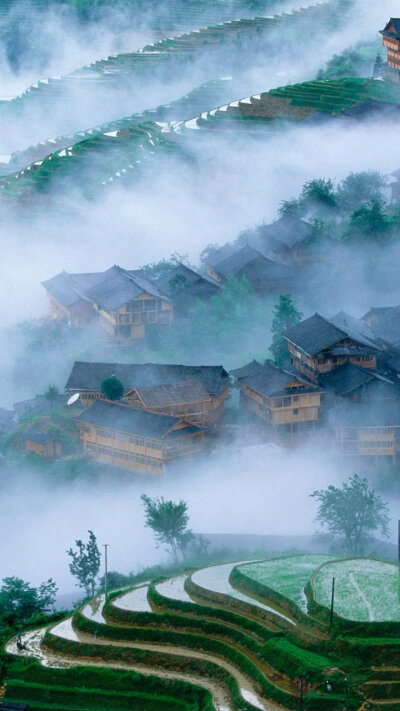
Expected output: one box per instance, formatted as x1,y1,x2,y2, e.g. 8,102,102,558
135,381,210,408
23,429,60,445
362,307,393,322
76,400,193,438
381,18,400,40
370,304,400,346
256,216,313,248
330,312,381,350
66,362,229,396
42,265,169,311
284,313,381,356
230,360,316,397
13,394,69,419
203,243,236,267
319,363,378,396
213,245,287,279
156,263,220,296
0,407,14,427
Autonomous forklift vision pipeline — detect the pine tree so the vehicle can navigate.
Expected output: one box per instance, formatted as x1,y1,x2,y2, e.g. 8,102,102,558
270,295,302,367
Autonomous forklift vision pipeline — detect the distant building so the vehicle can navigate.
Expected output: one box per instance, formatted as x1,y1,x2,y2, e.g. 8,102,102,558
362,304,400,350
155,262,220,316
202,243,237,281
22,429,63,458
66,361,230,426
283,313,382,383
231,360,324,436
332,402,400,465
13,394,69,421
0,407,15,435
42,265,173,340
380,18,400,83
76,399,204,474
209,245,292,295
320,362,400,404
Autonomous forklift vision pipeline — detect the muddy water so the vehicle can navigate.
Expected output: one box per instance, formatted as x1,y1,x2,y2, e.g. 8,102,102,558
81,594,107,622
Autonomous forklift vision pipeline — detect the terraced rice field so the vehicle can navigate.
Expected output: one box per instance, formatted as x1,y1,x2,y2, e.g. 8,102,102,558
7,555,400,710
236,554,334,611
313,558,400,622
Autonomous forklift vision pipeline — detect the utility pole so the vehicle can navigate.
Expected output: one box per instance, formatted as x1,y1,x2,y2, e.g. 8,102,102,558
299,677,304,711
103,544,109,601
330,577,335,627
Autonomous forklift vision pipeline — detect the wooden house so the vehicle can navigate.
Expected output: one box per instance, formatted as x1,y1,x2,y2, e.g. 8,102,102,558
363,304,400,350
231,360,323,436
22,429,63,458
155,263,220,316
75,399,204,474
332,402,400,465
202,243,237,281
380,19,400,82
210,245,292,295
283,313,382,384
66,362,230,426
320,362,400,404
362,307,394,328
42,265,172,340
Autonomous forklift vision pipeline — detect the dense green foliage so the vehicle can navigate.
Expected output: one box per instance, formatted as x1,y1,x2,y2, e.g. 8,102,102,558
0,577,57,624
311,475,390,555
270,295,302,366
141,495,194,562
100,377,124,401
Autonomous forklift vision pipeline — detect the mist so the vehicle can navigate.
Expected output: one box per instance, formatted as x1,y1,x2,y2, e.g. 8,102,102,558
1,0,400,600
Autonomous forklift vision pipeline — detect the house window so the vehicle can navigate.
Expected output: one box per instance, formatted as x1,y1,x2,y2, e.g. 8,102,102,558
141,312,148,323
293,408,299,415
148,312,157,323
144,299,157,311
293,396,299,402
126,300,143,312
283,397,291,407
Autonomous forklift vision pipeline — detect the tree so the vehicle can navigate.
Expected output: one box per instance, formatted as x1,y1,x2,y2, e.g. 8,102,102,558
270,295,302,367
44,384,59,401
337,171,386,214
311,474,389,555
141,495,193,561
278,198,305,219
67,530,101,597
100,377,124,401
0,577,57,623
349,200,390,241
300,178,337,220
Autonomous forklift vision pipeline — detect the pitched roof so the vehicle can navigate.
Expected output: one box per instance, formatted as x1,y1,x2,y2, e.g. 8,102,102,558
369,304,400,346
381,18,400,40
13,394,69,419
42,265,170,311
134,380,210,408
202,243,236,267
330,311,380,350
283,313,382,356
66,361,229,396
156,263,220,296
230,360,317,397
22,429,61,445
257,216,313,248
213,244,287,278
75,399,193,438
319,363,379,396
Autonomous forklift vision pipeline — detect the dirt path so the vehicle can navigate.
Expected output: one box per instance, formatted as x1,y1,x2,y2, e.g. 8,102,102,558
7,620,285,711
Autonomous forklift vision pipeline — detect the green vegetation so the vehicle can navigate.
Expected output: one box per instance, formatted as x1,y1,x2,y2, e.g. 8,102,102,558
270,295,302,367
311,475,390,555
67,530,101,597
313,558,400,623
235,555,333,612
0,577,57,625
100,376,124,401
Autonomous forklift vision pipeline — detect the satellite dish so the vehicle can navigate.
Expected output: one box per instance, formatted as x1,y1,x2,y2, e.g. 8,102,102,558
67,393,80,406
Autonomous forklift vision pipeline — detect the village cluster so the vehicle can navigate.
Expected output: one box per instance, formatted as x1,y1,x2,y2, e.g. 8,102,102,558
1,206,400,476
